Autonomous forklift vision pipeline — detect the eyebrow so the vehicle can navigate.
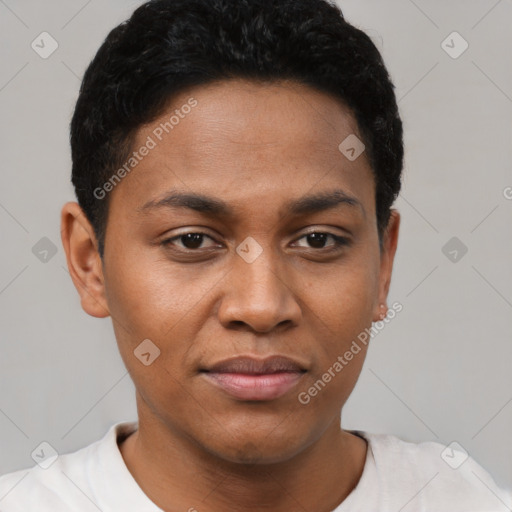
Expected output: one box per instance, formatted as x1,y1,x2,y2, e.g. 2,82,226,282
139,189,365,218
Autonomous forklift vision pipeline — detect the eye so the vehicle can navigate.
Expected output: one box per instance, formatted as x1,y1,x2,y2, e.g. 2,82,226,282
160,230,349,253
292,232,349,250
161,232,220,251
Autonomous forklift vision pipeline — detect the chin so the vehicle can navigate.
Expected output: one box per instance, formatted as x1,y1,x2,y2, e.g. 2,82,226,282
200,428,309,466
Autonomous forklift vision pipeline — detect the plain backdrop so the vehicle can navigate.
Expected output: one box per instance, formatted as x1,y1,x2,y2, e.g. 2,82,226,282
0,0,511,492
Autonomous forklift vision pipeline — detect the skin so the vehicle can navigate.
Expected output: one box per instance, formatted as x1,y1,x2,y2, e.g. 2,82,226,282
61,78,400,512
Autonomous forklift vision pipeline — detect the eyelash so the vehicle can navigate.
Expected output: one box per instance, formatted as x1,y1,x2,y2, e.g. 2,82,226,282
160,231,350,253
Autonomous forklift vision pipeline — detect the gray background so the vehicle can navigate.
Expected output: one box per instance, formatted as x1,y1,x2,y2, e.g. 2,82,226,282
1,0,511,492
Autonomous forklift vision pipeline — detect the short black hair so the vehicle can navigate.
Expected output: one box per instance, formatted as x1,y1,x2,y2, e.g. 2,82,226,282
70,0,403,257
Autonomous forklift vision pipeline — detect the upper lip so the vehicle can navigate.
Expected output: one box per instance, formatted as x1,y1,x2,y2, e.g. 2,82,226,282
202,356,307,375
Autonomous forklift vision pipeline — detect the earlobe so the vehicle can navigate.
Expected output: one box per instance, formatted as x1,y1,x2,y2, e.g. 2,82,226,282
60,202,110,318
372,210,400,322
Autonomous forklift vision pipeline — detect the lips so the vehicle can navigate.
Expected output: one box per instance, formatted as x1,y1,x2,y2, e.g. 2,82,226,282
201,355,307,401
204,355,306,374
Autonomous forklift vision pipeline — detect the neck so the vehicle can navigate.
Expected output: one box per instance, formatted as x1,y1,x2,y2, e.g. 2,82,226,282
119,401,367,512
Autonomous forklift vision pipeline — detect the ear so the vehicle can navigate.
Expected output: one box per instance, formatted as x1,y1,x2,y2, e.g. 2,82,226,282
60,202,110,318
372,209,400,322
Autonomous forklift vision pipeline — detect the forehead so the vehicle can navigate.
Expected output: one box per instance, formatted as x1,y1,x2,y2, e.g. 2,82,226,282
111,79,375,217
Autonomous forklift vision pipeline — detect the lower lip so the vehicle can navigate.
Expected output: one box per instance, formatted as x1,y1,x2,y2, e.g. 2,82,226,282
202,371,305,401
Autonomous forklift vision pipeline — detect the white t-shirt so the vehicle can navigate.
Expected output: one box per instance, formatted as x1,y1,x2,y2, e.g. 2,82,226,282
0,422,510,511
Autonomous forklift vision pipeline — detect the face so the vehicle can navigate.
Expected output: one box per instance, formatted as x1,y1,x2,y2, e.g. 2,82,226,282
63,79,399,464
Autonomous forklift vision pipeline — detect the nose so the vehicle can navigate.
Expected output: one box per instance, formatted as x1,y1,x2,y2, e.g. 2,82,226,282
217,246,302,334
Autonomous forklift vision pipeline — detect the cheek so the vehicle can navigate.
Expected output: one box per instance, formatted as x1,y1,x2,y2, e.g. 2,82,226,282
102,249,225,391
304,258,379,335
103,249,211,335
296,256,379,405
297,339,369,418
102,257,198,405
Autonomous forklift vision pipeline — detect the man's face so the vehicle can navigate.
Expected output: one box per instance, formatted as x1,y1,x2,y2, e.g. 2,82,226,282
90,79,396,463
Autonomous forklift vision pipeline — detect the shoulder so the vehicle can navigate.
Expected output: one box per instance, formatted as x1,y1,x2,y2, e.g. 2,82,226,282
0,422,136,512
0,450,92,511
360,431,512,511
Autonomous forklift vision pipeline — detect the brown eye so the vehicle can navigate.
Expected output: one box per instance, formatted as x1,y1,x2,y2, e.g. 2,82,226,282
293,232,349,250
305,233,329,249
180,233,205,249
161,232,219,251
